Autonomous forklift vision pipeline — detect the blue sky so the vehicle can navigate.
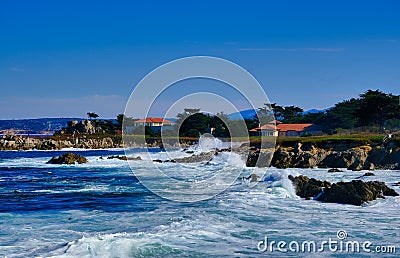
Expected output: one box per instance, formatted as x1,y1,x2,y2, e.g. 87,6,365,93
1,0,400,119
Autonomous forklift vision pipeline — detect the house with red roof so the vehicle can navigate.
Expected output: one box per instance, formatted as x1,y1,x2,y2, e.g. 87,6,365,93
249,120,323,137
124,117,174,134
133,118,173,127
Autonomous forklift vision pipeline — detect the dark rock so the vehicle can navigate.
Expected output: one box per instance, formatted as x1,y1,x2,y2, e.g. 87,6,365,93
288,175,331,198
242,173,259,182
47,153,88,164
328,168,343,173
362,162,375,170
271,145,328,168
174,152,214,163
320,146,371,171
127,156,142,161
316,180,399,206
153,159,163,163
246,150,274,167
289,175,399,206
363,172,375,176
107,155,141,161
108,155,127,160
185,150,194,154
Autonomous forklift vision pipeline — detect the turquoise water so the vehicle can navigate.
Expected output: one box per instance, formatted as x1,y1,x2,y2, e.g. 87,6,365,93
0,148,399,257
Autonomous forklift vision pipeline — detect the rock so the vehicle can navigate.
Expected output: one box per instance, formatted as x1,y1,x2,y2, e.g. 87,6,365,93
365,146,400,169
363,172,375,176
242,173,259,182
153,159,163,163
174,152,214,163
289,175,399,206
288,175,331,198
270,145,328,168
328,168,343,173
108,155,127,160
47,153,88,164
246,150,274,167
127,156,142,161
316,180,399,205
320,146,371,171
107,155,141,161
362,162,375,170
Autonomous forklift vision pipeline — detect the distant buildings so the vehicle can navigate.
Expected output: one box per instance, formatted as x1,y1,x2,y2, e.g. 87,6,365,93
249,120,323,137
124,117,174,134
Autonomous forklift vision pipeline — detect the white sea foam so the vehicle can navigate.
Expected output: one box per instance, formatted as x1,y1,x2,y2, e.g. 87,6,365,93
1,149,399,257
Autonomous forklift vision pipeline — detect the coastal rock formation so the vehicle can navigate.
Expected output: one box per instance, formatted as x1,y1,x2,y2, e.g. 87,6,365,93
289,175,399,205
270,143,328,168
246,149,274,167
319,146,372,171
317,180,399,205
107,155,141,161
47,153,88,164
0,135,121,150
246,142,400,170
288,175,331,198
57,120,105,135
173,151,214,163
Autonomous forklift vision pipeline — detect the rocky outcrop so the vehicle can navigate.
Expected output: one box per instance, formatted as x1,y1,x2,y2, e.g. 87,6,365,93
246,149,274,167
319,146,372,171
271,143,328,168
173,151,214,163
317,180,399,205
247,142,400,170
0,135,122,150
288,175,331,198
107,155,142,161
57,120,105,135
47,153,88,164
289,175,399,205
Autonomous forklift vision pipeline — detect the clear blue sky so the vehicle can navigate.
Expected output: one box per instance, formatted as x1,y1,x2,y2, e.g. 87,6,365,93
1,0,400,119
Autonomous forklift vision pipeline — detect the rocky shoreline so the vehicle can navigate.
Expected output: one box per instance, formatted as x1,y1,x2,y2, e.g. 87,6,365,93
248,141,400,170
2,134,400,171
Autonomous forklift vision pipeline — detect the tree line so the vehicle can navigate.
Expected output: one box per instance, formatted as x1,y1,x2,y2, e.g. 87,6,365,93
79,89,400,137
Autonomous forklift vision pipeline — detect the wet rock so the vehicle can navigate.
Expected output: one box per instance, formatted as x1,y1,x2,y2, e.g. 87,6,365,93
152,159,163,163
246,150,274,167
47,153,88,164
271,145,328,168
107,155,141,161
242,173,259,182
174,152,214,163
363,172,375,176
290,175,398,205
328,168,343,173
316,180,399,205
320,146,371,171
288,175,331,199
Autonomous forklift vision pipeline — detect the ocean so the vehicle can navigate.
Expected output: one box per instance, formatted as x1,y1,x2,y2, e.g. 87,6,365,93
0,145,399,257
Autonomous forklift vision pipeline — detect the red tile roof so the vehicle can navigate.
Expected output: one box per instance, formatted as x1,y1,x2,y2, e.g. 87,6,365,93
250,123,315,132
249,124,276,131
135,118,173,123
276,123,313,132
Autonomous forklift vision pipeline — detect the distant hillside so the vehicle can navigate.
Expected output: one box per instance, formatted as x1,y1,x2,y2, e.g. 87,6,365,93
228,108,330,120
0,118,84,134
227,109,257,120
